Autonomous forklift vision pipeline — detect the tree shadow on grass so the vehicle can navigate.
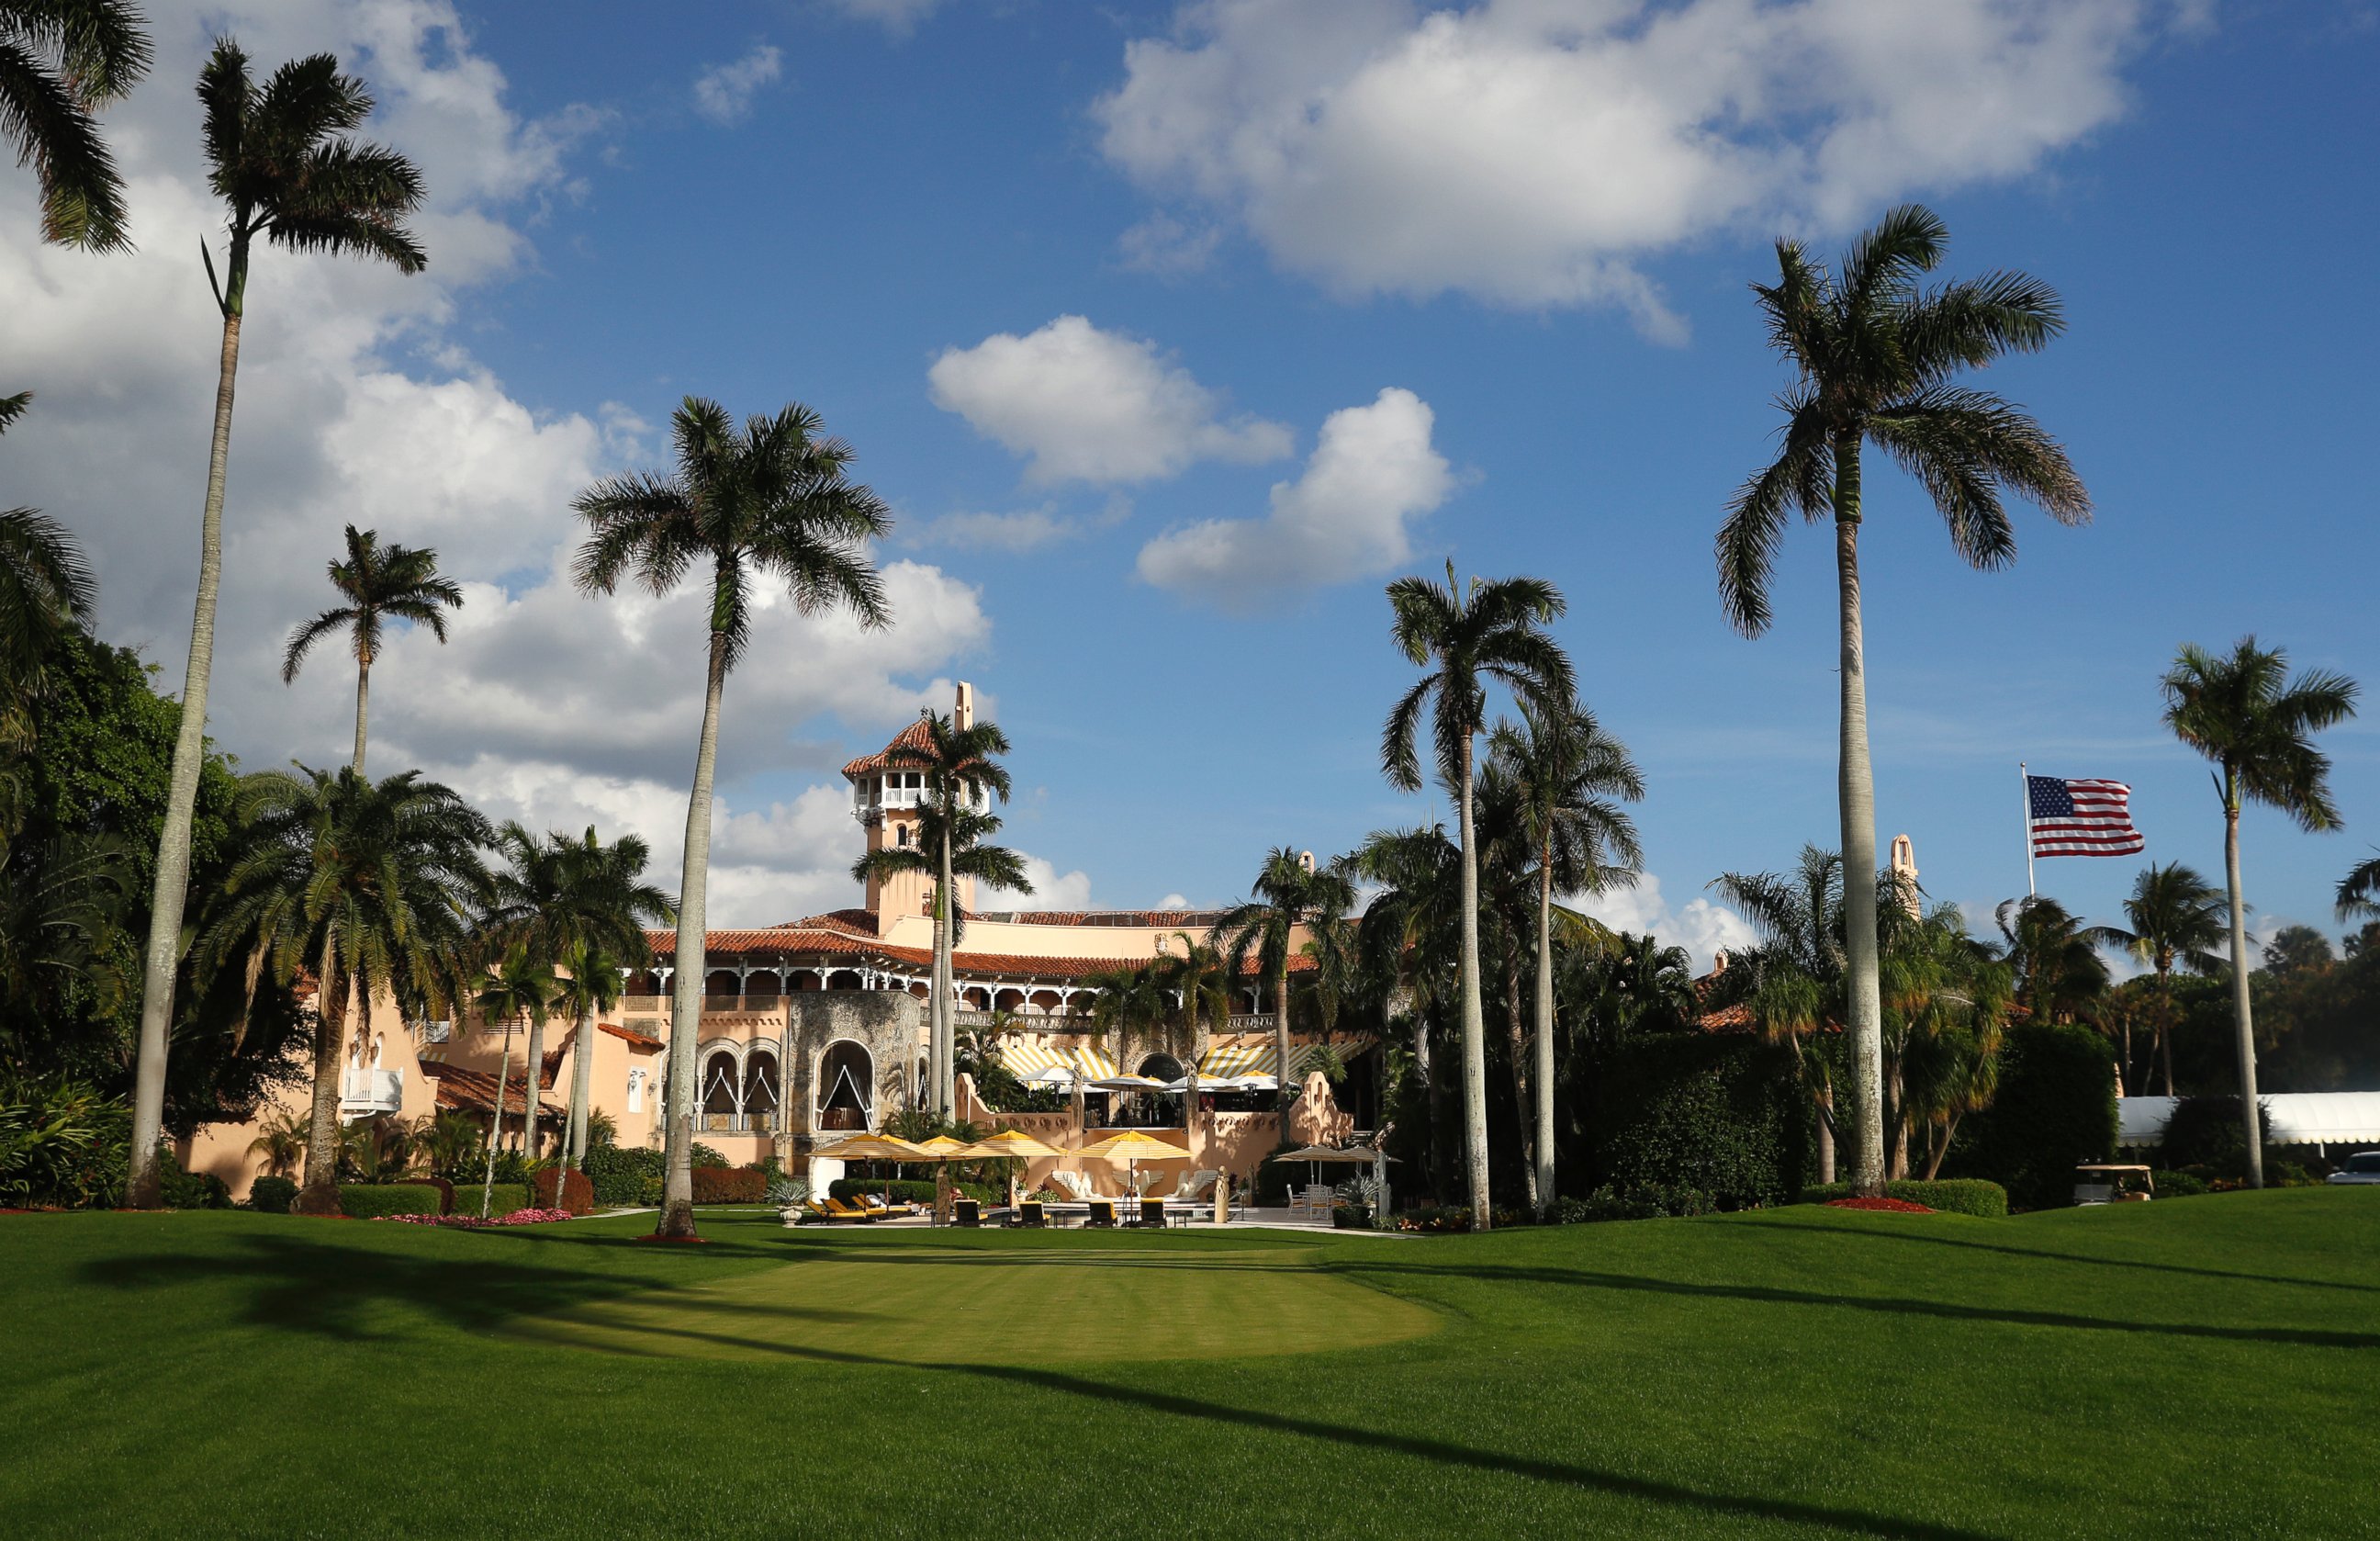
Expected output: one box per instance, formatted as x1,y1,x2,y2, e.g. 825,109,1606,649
1319,1258,2380,1351
77,1233,2005,1541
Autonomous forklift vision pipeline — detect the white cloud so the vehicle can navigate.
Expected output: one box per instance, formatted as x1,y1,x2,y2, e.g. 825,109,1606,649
982,856,1095,913
827,0,945,37
910,506,1076,553
0,2,987,926
928,315,1292,485
1135,387,1453,605
693,43,784,125
1116,211,1223,276
1571,874,1757,974
1097,0,2171,332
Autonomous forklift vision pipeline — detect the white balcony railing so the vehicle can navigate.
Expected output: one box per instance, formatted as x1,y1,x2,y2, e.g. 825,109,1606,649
340,1067,403,1117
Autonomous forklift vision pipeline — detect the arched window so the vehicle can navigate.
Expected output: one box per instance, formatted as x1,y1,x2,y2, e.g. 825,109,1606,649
817,1040,874,1132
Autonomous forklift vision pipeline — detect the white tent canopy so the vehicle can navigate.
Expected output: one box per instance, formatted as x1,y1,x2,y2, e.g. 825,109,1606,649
2118,1093,2380,1150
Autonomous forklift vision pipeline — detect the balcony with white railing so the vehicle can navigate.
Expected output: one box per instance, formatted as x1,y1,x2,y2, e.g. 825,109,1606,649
340,1067,403,1117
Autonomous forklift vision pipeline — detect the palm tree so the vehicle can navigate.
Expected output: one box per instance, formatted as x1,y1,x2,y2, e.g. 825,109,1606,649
2091,862,2227,1095
572,396,891,1240
0,505,94,747
1083,960,1173,1131
1993,896,2111,1026
244,1106,305,1178
551,939,627,1179
479,823,671,1184
420,1109,480,1181
2337,852,2380,923
198,767,488,1215
1488,702,1643,1206
1154,932,1233,1151
0,0,150,252
280,525,463,775
1213,848,1358,1146
1381,566,1574,1225
865,709,1021,1114
129,39,427,1209
2161,637,2359,1187
1715,205,2089,1196
472,950,556,1219
1711,848,1847,1181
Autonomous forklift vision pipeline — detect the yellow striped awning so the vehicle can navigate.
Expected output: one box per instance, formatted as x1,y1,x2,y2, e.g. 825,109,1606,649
1196,1035,1375,1080
1072,1043,1120,1080
994,1040,1121,1082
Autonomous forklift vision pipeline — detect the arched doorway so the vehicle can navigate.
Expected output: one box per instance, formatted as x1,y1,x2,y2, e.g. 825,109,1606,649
700,1047,740,1131
817,1040,874,1132
743,1049,781,1133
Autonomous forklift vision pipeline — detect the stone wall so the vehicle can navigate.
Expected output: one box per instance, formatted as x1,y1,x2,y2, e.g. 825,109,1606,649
782,989,926,1142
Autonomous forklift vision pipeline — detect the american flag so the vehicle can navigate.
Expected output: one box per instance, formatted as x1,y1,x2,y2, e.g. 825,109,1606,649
2026,775,2145,858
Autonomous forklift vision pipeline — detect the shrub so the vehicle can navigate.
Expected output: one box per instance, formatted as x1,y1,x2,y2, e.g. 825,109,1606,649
1566,1182,1720,1222
396,1176,455,1214
533,1167,594,1214
1577,1035,1811,1210
1944,1022,2116,1209
484,1148,530,1185
583,1142,665,1207
1801,1179,2006,1218
159,1151,230,1210
0,1075,130,1209
2150,1169,2211,1198
248,1175,298,1214
337,1184,442,1219
691,1142,729,1169
691,1166,767,1204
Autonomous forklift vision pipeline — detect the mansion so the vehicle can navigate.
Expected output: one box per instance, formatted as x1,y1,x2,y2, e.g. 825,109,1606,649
182,683,1378,1199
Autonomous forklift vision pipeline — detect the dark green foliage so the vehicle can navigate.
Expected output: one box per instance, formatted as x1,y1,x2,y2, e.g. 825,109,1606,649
582,1142,664,1207
690,1142,728,1169
159,1152,230,1209
1945,1023,2116,1209
336,1184,441,1219
2157,1096,2268,1176
0,1074,128,1207
1801,1179,2008,1218
2150,1169,2212,1198
477,1183,530,1216
1573,1034,1811,1209
396,1176,454,1214
1566,1183,1720,1221
247,1175,297,1214
485,1148,529,1185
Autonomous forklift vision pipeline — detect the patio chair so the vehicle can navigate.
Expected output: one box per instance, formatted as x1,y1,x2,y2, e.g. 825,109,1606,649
1136,1197,1166,1228
822,1198,875,1222
1016,1200,1048,1228
954,1198,982,1227
1086,1198,1117,1228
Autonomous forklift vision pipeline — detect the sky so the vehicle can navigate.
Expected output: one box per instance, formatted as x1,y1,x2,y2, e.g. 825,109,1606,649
5,0,2376,968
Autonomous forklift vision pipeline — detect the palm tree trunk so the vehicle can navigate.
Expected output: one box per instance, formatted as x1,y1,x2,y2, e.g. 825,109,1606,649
1456,742,1493,1227
1274,965,1294,1145
1814,1085,1836,1184
1503,959,1536,1210
2159,968,2178,1097
657,629,730,1238
936,825,955,1115
480,1019,514,1220
1831,433,1888,1198
570,1010,595,1165
520,1013,544,1174
2221,780,2263,1188
127,309,243,1209
295,965,350,1215
352,658,370,775
1532,853,1556,1207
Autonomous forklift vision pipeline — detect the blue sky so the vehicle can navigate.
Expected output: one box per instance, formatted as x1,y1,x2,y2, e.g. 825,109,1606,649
7,1,2375,960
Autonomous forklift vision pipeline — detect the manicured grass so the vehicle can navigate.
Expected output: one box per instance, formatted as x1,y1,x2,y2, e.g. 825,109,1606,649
4,1192,2375,1539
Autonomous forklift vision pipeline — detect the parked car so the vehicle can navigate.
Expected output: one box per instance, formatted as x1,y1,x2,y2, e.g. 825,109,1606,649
2326,1152,2380,1185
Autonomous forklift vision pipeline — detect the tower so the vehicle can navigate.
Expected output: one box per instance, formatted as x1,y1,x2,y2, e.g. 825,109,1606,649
1889,834,1919,920
844,682,982,932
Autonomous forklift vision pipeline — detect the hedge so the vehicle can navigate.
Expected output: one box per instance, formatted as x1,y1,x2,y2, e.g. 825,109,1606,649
692,1166,766,1204
827,1177,1000,1207
396,1176,455,1214
1944,1022,2116,1210
338,1184,443,1219
248,1175,298,1214
583,1143,664,1207
1576,1033,1812,1209
533,1167,594,1214
1801,1179,2007,1218
460,1182,530,1217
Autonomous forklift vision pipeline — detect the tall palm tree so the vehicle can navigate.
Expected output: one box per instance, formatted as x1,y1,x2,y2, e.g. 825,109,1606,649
552,939,627,1177
471,949,556,1220
0,0,150,252
2091,862,2227,1096
1154,931,1233,1151
872,709,1020,1114
1711,847,1847,1180
1083,959,1173,1134
2337,852,2380,924
1714,205,2089,1196
129,39,426,1209
2161,637,2359,1187
1381,566,1573,1225
0,395,96,764
478,823,671,1179
280,524,463,775
850,794,1031,1111
573,396,890,1240
198,767,488,1215
1993,896,2111,1026
1213,847,1357,1145
1488,702,1643,1206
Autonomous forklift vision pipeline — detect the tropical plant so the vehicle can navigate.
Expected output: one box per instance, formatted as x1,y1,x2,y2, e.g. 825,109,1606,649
1715,205,2089,1194
551,940,626,1172
0,399,95,756
1213,848,1357,1144
280,524,463,775
1993,896,2111,1026
572,395,891,1239
848,710,1027,1114
1082,959,1173,1126
1153,932,1234,1147
478,823,669,1186
243,1105,305,1178
129,39,427,1208
1488,701,1643,1207
0,0,150,252
2338,851,2380,923
2161,637,2359,1186
1889,903,2012,1178
419,1108,480,1180
196,767,488,1214
1380,565,1574,1224
2090,861,2228,1096
472,949,556,1219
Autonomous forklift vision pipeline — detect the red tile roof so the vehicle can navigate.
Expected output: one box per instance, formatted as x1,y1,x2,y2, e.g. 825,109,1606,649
638,923,1310,981
538,1021,665,1084
840,716,937,780
420,1059,565,1118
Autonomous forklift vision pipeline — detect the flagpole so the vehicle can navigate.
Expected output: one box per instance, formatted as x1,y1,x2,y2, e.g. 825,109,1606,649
2019,761,2036,898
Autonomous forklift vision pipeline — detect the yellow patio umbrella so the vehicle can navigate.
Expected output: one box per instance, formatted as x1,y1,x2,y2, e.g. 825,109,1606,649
1077,1130,1188,1208
962,1128,1067,1209
812,1131,927,1209
908,1134,977,1223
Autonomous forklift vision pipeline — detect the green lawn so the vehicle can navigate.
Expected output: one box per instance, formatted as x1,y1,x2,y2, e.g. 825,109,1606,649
5,1192,2374,1539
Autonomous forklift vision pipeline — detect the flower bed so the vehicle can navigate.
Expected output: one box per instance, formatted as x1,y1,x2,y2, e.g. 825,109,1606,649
380,1208,575,1230
1826,1196,1935,1213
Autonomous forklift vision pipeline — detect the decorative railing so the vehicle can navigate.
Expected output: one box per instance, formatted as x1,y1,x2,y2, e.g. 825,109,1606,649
699,1113,777,1134
339,1067,403,1116
815,1107,868,1131
1228,1014,1277,1033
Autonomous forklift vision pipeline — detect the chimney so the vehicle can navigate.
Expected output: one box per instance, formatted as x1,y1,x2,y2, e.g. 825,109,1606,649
954,680,974,732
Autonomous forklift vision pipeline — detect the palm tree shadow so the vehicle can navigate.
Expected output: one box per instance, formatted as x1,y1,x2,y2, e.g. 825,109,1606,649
1752,1212,2380,1295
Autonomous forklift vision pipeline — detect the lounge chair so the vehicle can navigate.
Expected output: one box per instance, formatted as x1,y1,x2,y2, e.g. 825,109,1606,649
822,1198,876,1222
954,1198,982,1227
1015,1200,1048,1228
1086,1198,1117,1228
1135,1197,1167,1228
